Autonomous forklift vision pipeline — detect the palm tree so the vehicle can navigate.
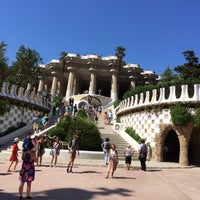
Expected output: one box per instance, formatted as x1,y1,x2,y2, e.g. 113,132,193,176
59,51,68,73
115,46,126,68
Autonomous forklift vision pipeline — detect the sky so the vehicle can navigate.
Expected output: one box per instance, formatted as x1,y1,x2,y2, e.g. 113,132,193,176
1,0,200,75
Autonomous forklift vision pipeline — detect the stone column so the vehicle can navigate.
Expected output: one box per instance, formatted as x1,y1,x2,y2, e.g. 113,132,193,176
110,69,118,101
89,67,96,95
51,71,57,97
129,75,136,88
65,67,75,98
57,80,61,95
175,123,193,166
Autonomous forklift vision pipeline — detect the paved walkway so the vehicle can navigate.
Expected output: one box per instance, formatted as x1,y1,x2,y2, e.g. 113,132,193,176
0,161,200,200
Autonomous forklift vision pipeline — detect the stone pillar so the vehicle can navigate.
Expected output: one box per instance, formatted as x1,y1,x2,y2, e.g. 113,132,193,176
65,67,75,98
110,69,118,101
51,71,57,97
175,123,193,166
89,68,96,95
57,80,61,95
129,75,136,88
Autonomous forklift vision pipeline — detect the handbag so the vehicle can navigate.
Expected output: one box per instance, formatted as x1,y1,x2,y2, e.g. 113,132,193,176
50,149,53,155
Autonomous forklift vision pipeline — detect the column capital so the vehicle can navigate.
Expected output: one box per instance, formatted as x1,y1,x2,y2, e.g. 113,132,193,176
89,67,96,73
110,68,118,74
67,66,75,72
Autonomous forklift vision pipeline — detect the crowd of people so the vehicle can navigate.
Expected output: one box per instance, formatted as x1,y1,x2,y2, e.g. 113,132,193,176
6,99,149,199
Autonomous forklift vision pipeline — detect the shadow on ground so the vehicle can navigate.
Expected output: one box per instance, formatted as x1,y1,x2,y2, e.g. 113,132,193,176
0,187,134,200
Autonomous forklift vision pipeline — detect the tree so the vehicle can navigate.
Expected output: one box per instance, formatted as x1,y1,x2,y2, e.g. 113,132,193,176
174,50,200,81
160,66,179,83
7,45,43,89
0,42,9,82
59,51,68,73
115,46,126,67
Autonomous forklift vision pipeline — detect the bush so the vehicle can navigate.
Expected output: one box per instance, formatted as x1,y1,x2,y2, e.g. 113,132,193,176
194,108,200,128
125,127,142,143
48,113,102,151
170,102,192,126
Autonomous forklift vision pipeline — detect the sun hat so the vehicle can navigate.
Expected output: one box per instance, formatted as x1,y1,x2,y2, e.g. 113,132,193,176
14,137,20,142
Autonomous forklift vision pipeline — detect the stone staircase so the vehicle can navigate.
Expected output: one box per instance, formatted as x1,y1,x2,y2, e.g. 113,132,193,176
97,114,139,161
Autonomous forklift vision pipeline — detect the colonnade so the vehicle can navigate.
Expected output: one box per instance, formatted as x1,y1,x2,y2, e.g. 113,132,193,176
38,66,137,102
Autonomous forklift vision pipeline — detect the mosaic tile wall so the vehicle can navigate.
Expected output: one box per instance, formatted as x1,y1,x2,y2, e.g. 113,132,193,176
0,104,42,134
120,109,171,147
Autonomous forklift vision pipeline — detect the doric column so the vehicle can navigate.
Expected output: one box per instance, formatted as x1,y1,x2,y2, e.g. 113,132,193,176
65,67,75,98
110,69,118,101
129,75,136,88
57,80,61,95
89,67,96,95
51,71,57,97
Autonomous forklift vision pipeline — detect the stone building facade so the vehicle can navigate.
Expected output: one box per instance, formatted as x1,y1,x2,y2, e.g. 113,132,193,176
38,53,158,102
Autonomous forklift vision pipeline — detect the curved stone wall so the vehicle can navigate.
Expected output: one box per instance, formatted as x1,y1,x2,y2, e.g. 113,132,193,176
0,82,50,134
116,84,200,165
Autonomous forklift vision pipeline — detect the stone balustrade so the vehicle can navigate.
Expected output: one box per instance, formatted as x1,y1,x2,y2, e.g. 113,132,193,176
117,84,200,115
0,82,49,109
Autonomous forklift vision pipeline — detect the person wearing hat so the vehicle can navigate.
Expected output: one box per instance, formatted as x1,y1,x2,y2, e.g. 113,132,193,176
7,137,20,172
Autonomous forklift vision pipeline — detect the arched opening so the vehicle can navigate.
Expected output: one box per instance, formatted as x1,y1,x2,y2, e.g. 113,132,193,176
164,130,180,162
188,127,200,165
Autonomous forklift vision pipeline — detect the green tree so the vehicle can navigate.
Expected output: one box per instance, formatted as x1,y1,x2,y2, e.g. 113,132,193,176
59,51,68,73
174,50,200,81
0,42,9,83
7,45,43,88
160,66,179,83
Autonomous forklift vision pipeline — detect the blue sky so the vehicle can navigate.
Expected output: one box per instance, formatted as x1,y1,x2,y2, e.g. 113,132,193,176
1,0,200,75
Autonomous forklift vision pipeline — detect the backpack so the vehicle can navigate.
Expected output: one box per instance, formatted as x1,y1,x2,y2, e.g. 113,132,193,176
104,142,110,150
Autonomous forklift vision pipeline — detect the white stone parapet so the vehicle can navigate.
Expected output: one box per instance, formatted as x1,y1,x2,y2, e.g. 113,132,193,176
117,84,200,115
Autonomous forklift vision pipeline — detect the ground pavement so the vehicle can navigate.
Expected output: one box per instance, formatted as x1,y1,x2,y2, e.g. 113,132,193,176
0,160,200,200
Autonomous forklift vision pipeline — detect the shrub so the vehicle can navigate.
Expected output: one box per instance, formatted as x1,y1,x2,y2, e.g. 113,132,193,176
193,108,200,128
125,127,142,143
48,113,102,151
170,102,192,126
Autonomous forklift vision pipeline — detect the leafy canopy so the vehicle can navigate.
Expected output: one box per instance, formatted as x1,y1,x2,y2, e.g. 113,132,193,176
7,45,43,88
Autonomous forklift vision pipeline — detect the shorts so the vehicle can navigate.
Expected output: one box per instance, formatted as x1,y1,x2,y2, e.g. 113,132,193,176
125,156,132,164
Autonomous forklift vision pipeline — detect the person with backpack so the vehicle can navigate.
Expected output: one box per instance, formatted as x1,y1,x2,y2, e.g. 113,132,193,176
101,138,111,165
138,139,148,171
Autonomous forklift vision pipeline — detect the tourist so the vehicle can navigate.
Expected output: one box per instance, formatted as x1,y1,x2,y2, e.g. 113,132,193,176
107,110,113,125
105,144,118,179
7,137,20,172
103,111,108,124
41,114,48,130
32,115,39,133
36,136,45,166
22,133,32,152
124,144,134,170
66,135,79,173
19,141,36,200
138,139,148,171
50,136,61,167
101,137,111,165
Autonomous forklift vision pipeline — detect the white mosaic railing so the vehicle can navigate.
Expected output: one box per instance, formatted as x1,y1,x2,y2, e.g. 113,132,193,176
0,82,49,109
117,84,200,115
